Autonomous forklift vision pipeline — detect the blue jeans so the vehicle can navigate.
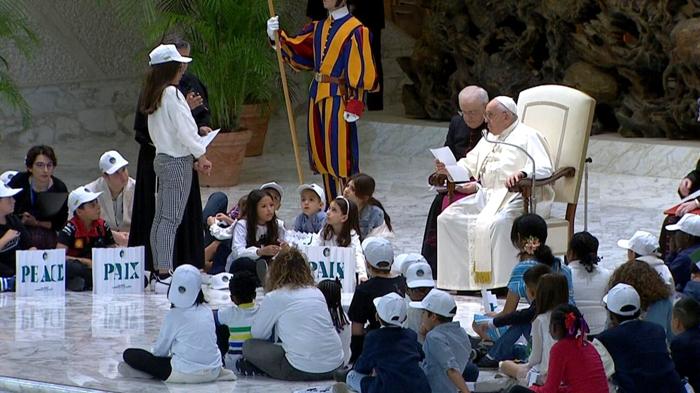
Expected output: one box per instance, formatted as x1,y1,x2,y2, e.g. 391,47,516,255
202,192,228,246
487,323,532,361
463,362,479,382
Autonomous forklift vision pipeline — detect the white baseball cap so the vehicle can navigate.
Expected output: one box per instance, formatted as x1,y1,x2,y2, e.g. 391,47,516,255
99,150,129,175
393,253,427,275
410,289,456,317
148,44,192,66
0,170,17,186
617,230,658,256
260,182,283,198
0,182,21,198
666,214,700,237
603,283,640,316
210,272,233,290
68,187,102,213
494,96,518,115
168,264,202,308
373,292,407,327
297,183,325,205
362,237,394,270
405,262,435,289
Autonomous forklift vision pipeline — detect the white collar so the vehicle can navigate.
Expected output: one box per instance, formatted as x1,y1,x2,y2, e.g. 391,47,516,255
330,6,349,20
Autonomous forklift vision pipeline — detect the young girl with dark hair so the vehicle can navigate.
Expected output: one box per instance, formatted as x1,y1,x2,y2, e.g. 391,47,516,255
506,304,608,393
566,231,611,335
318,278,352,366
311,196,367,281
141,44,212,292
344,173,393,239
226,189,285,282
473,214,574,367
501,273,570,385
8,145,69,249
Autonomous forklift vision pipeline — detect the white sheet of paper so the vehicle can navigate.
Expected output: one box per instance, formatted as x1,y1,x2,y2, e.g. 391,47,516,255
680,188,700,203
200,128,221,148
446,165,470,183
430,146,457,165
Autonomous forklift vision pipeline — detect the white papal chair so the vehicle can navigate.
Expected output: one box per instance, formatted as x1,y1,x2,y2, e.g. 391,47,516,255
513,84,596,255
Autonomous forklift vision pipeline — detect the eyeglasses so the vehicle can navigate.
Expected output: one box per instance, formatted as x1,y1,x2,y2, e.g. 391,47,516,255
33,162,54,170
483,110,507,121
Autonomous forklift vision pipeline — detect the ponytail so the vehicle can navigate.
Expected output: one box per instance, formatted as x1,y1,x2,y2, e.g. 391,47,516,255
368,197,392,232
533,244,555,268
551,304,589,345
568,231,600,273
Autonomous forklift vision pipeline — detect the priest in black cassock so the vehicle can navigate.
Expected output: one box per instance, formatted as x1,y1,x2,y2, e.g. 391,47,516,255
421,86,488,278
129,36,208,272
306,0,385,110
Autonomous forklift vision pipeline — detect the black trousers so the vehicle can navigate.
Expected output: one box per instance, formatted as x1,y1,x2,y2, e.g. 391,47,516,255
365,29,383,111
123,348,172,381
421,193,444,279
507,386,535,393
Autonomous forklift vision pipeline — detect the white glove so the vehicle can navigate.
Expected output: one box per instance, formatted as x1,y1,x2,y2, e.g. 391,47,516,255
343,111,359,123
267,16,280,41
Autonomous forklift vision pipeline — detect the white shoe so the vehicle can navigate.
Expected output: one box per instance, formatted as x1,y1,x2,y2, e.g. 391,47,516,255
153,274,172,294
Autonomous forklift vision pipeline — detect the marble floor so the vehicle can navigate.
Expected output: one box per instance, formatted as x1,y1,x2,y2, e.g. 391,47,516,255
0,111,699,392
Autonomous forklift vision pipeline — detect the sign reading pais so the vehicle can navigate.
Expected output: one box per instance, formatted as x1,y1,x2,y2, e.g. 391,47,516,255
301,246,356,294
15,249,66,297
91,246,145,295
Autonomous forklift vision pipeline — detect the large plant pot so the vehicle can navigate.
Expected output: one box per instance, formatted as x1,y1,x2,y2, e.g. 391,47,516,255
199,129,252,187
240,103,272,157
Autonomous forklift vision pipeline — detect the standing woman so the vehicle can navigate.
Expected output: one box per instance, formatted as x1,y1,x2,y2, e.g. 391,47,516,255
130,35,211,275
9,145,68,249
140,44,211,290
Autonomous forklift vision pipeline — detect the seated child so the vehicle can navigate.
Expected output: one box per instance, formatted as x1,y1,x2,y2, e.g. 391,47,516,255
500,273,570,385
337,292,431,393
474,264,552,368
57,187,115,291
293,183,326,233
670,297,700,391
506,304,608,393
403,260,434,338
411,289,473,393
0,170,17,186
347,237,406,362
215,270,259,371
344,173,393,239
0,182,30,292
206,195,246,274
260,181,283,212
311,196,366,281
665,214,700,291
318,278,352,366
683,261,700,302
119,264,233,383
617,230,674,288
592,283,685,393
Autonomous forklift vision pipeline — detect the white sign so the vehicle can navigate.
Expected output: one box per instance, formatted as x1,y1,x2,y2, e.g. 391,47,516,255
92,246,145,295
302,246,356,293
15,249,66,297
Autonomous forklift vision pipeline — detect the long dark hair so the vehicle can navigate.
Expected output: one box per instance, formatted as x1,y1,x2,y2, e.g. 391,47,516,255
321,197,361,246
535,273,569,315
318,278,349,333
551,304,589,343
139,61,183,115
350,173,392,231
244,189,280,248
568,231,600,273
511,213,555,267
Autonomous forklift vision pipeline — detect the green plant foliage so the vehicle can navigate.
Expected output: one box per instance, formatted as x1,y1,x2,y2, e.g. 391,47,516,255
0,1,38,129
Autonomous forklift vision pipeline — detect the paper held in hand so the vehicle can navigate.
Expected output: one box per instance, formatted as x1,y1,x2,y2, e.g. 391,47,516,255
200,128,221,148
430,146,470,183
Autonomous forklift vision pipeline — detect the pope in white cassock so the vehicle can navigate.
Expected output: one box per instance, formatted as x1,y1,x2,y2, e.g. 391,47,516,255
436,96,555,290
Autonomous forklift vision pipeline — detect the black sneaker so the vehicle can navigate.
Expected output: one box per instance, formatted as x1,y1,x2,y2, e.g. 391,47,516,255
476,355,500,369
235,358,265,376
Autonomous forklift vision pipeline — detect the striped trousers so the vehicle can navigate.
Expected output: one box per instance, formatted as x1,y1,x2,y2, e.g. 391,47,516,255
150,154,193,272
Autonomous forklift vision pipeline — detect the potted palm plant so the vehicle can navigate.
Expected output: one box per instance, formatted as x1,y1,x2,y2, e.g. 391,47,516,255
128,0,279,185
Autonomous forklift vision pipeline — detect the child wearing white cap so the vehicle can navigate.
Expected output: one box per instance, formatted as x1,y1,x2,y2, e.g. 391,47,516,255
57,187,116,291
618,230,674,288
0,171,17,186
347,237,406,362
260,182,283,212
0,182,30,292
410,289,473,393
310,196,367,281
293,183,326,233
591,283,685,393
84,150,135,247
665,214,700,292
401,259,434,339
119,264,234,383
684,262,700,302
336,292,431,393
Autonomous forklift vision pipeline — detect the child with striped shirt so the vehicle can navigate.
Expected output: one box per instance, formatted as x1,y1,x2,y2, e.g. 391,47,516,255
215,270,259,370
